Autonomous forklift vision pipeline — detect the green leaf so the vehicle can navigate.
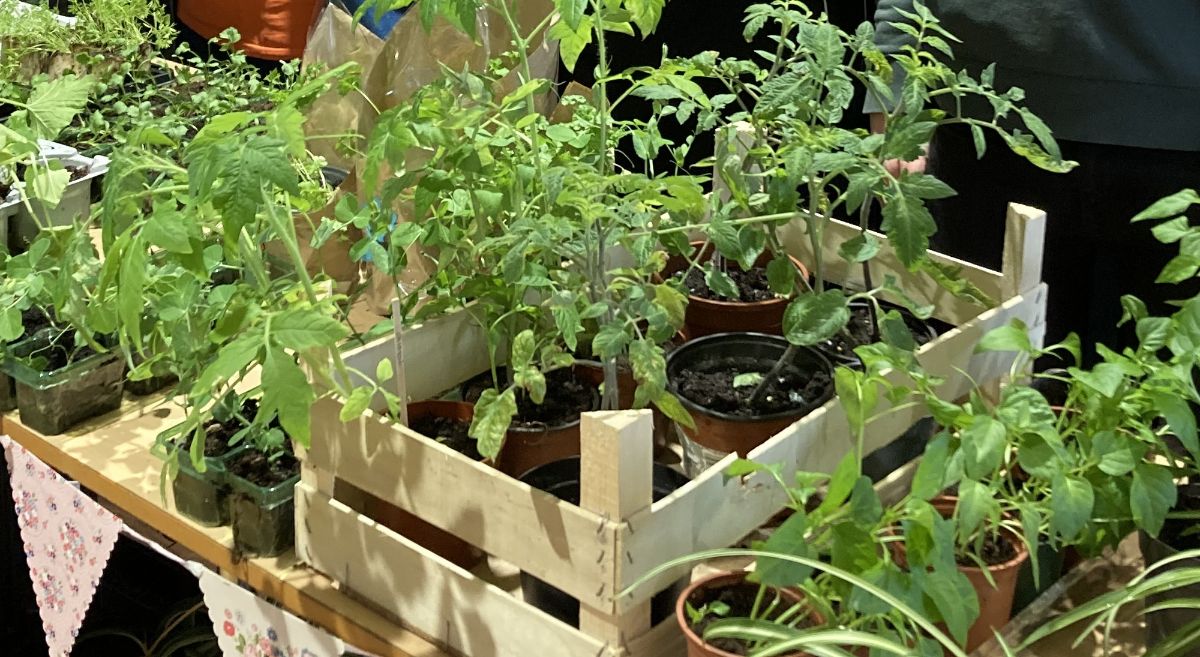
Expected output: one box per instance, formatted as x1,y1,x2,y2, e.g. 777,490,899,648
704,268,739,300
514,367,547,404
1132,189,1200,222
142,211,194,253
881,195,936,268
653,391,695,431
24,166,70,208
340,386,374,422
118,245,147,349
627,0,665,34
0,307,21,342
1050,474,1094,542
262,348,314,447
551,304,582,353
838,233,881,264
1132,463,1178,537
975,321,1033,354
555,0,587,30
592,325,628,360
849,476,883,525
1158,255,1200,284
192,334,261,394
270,309,350,352
923,567,977,645
501,79,550,107
816,451,858,516
1067,363,1124,398
1152,217,1191,244
1152,391,1200,462
900,174,956,200
753,513,812,587
956,478,997,537
548,16,593,72
962,415,1006,480
470,388,518,459
732,372,764,388
376,358,394,383
782,291,851,347
765,256,797,296
911,432,949,500
1091,430,1142,476
654,284,687,328
17,74,93,139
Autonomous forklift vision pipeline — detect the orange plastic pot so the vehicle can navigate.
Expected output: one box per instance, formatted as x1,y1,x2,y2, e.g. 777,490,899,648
666,333,833,456
493,366,600,477
663,241,809,339
676,572,814,657
895,497,1030,653
366,401,484,570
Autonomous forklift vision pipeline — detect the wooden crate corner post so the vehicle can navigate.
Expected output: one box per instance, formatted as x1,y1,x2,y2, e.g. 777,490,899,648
578,410,656,655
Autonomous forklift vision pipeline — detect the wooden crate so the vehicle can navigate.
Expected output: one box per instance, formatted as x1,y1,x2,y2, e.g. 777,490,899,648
294,202,1048,657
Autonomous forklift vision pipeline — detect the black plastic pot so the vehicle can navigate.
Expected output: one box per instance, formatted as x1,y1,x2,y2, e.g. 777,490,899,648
4,332,125,435
1011,540,1066,614
518,457,690,627
1140,530,1200,649
124,353,177,397
0,372,15,413
228,470,299,558
666,333,833,476
862,417,936,483
319,166,350,190
1030,368,1070,408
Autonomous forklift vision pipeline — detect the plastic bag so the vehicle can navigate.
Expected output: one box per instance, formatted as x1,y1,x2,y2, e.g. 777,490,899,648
301,2,386,170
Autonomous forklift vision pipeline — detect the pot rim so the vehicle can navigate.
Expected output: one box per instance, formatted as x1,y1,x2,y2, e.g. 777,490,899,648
930,496,1031,574
664,240,810,310
666,332,834,423
676,571,813,657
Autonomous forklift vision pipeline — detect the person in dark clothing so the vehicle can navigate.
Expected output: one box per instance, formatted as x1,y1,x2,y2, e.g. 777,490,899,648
868,1,1200,362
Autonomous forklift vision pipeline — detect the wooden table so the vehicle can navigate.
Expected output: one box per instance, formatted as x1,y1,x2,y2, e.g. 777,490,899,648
1,395,453,657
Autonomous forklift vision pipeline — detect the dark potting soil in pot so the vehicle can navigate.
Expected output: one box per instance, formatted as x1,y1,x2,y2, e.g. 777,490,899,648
66,164,90,181
410,415,482,461
688,581,812,656
959,532,1018,568
464,367,598,428
822,304,936,361
25,334,99,372
1159,485,1200,551
20,306,53,335
680,266,776,303
676,357,832,417
227,447,299,488
0,178,10,198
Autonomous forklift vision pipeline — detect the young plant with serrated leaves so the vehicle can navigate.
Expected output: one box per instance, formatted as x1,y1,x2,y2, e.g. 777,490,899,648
80,63,390,471
643,1,1073,404
352,0,705,457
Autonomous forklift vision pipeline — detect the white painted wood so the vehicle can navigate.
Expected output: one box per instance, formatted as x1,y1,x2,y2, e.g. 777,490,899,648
1002,203,1048,299
395,304,493,403
296,484,610,657
620,286,1049,594
305,398,616,611
579,411,655,645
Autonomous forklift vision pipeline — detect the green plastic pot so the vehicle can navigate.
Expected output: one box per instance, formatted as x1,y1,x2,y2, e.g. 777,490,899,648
172,447,247,527
228,471,299,558
3,332,125,435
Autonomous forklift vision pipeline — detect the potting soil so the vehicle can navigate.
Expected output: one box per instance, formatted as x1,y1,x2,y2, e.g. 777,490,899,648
676,357,832,417
682,265,775,302
410,415,481,461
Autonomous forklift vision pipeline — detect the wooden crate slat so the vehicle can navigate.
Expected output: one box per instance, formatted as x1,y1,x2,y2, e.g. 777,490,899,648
296,483,610,657
620,285,1048,594
306,398,618,611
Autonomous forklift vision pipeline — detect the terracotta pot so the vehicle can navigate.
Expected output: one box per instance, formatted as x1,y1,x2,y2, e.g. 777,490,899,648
491,366,600,477
663,241,809,339
366,401,484,570
666,333,833,455
676,571,814,657
904,497,1030,653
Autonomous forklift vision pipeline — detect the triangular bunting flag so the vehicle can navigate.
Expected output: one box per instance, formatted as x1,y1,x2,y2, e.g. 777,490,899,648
199,569,345,657
2,437,123,657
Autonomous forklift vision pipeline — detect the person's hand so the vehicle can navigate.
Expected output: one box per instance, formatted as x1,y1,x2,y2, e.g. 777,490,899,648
870,112,928,177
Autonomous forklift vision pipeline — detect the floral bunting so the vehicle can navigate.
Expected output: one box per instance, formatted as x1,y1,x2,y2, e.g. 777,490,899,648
199,570,344,657
2,437,123,657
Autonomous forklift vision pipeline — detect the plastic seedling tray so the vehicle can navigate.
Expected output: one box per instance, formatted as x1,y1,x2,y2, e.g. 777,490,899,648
172,446,247,527
11,147,110,251
3,331,125,435
228,470,300,557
